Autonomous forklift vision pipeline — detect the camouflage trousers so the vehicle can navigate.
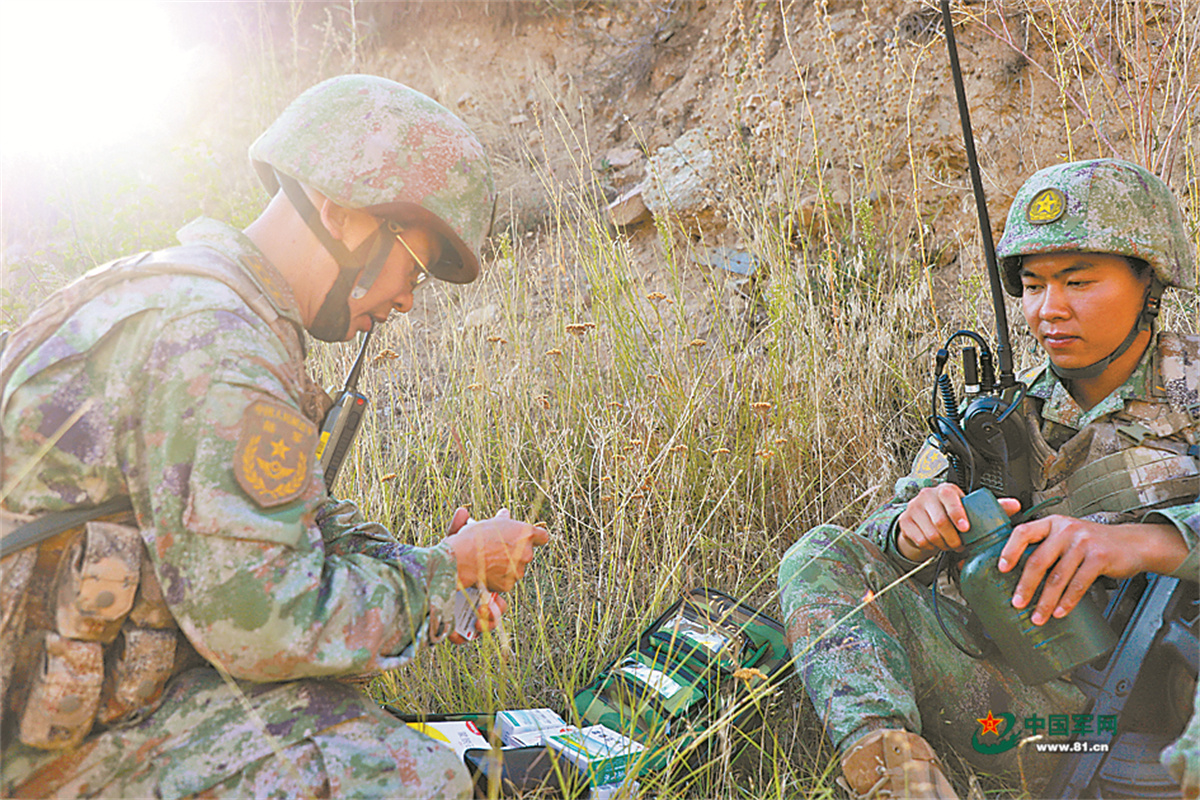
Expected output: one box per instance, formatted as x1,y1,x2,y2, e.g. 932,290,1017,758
1,667,471,799
777,524,1088,784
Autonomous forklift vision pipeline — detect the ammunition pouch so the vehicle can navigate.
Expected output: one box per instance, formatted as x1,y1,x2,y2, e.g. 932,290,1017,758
0,508,191,751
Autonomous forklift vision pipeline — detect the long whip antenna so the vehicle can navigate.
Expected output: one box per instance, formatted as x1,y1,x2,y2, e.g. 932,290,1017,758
940,0,1017,389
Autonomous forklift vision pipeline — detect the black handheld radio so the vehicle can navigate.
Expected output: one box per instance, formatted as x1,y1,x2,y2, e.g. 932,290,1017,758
315,325,372,492
927,0,1033,509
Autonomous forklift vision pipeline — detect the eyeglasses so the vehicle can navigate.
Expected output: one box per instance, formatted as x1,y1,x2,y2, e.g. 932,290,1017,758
384,220,432,293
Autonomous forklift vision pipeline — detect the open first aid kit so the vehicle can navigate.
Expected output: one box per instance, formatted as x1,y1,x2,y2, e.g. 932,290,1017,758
573,587,791,775
390,588,789,797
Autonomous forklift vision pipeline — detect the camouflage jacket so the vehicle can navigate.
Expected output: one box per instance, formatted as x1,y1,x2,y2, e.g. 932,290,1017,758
0,218,461,681
861,331,1200,584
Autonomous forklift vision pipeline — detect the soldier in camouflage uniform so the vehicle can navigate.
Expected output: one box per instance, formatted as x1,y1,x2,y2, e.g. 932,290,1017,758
0,75,549,798
778,159,1199,798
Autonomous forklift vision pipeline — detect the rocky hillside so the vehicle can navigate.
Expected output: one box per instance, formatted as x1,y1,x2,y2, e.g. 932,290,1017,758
350,0,1197,315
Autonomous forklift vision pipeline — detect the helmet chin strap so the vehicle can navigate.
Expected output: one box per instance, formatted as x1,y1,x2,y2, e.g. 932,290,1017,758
275,171,394,342
1049,277,1163,382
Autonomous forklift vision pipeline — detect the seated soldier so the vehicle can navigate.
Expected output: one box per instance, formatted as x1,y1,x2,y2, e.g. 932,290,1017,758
778,158,1198,799
1,75,548,798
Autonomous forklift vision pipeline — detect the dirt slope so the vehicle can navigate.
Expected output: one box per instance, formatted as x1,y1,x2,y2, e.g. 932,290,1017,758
346,0,1194,315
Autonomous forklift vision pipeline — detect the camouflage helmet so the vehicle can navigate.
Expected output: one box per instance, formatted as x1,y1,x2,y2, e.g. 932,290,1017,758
250,74,495,283
996,158,1195,296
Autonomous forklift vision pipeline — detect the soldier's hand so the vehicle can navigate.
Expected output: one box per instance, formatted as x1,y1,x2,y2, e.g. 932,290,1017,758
1000,516,1188,625
897,483,1021,561
446,506,472,536
448,594,507,645
445,509,550,593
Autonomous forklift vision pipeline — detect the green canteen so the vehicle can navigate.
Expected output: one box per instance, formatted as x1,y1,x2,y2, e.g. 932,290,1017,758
959,489,1117,685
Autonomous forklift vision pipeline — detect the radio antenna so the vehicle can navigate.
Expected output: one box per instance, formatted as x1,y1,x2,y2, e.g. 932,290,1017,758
940,0,1017,390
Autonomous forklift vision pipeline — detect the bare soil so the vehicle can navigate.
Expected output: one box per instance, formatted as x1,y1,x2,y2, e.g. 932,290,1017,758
350,0,1194,319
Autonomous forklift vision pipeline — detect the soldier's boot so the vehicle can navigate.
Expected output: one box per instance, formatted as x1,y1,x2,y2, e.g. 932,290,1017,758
838,729,959,800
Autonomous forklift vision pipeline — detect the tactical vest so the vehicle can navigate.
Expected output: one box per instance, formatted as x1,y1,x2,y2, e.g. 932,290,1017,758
1025,332,1200,525
0,246,329,751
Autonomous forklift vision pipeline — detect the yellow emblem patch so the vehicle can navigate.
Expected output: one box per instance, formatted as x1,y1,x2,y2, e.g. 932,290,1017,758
910,441,950,480
1026,187,1066,224
234,401,316,507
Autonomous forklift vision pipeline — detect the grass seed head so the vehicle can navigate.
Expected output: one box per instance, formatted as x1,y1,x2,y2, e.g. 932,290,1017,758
372,349,400,364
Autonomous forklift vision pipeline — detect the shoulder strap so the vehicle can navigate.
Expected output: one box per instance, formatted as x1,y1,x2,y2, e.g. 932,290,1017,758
1018,362,1047,385
1156,331,1200,412
1,246,302,403
0,496,134,559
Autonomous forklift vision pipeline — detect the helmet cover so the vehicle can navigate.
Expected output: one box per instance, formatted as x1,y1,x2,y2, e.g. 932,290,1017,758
250,74,495,283
996,158,1195,296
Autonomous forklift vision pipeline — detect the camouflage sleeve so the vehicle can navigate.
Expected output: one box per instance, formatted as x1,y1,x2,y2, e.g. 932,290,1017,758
857,501,938,584
132,306,460,680
1141,501,1200,583
314,498,465,645
316,497,427,558
853,439,949,584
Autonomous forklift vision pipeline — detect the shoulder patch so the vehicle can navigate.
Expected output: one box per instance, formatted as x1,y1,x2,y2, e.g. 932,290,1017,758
234,401,316,507
910,440,950,480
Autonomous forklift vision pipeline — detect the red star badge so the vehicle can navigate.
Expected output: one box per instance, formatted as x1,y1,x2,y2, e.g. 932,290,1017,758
977,711,1003,736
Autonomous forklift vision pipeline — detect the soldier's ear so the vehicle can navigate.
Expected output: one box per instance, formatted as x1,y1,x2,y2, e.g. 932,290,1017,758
317,196,354,242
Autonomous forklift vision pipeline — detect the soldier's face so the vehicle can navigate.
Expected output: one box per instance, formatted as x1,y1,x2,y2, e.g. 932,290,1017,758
1020,252,1150,371
344,224,442,336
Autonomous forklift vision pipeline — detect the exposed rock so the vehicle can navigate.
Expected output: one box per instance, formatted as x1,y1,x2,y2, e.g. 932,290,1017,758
693,247,757,277
607,187,651,228
461,303,499,330
639,129,719,230
602,147,642,170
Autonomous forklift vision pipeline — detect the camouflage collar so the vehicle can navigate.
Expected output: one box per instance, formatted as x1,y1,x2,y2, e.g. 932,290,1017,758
176,218,303,329
1026,333,1161,429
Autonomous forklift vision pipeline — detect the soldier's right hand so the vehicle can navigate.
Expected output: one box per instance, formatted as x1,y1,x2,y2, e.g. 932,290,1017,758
445,509,550,593
896,483,1020,562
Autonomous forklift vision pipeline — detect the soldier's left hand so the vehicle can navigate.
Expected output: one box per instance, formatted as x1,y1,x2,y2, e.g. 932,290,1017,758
998,516,1189,625
447,593,507,645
